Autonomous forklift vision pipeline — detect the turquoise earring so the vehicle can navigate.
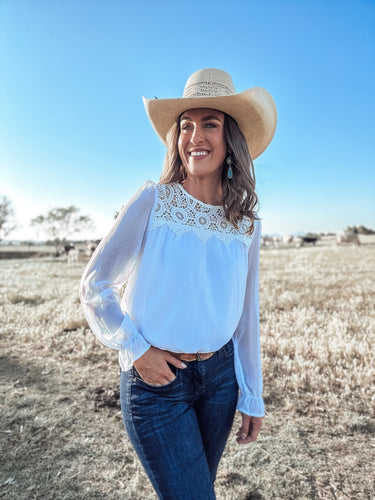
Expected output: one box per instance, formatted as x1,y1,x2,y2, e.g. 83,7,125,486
226,155,233,179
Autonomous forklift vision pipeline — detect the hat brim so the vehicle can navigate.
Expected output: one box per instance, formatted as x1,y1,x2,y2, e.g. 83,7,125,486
143,87,277,160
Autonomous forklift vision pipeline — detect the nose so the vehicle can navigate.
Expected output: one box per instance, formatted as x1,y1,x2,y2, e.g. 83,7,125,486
190,124,204,144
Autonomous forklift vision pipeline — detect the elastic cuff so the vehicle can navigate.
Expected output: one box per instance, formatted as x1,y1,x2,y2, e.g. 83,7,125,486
118,315,151,370
237,393,265,417
119,342,151,371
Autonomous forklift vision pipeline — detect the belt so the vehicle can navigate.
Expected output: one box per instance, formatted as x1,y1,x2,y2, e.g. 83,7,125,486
168,351,215,362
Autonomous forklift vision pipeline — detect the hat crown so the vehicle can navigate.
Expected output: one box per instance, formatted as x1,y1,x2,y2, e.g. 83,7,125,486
183,68,236,98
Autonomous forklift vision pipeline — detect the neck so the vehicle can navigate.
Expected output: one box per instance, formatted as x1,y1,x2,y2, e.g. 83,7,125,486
181,174,223,206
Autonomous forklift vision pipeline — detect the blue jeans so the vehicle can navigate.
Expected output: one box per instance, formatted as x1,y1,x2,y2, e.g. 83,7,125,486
120,340,238,500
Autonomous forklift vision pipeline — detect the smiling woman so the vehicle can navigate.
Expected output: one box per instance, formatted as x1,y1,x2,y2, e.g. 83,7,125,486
161,107,262,232
80,68,277,499
178,109,227,202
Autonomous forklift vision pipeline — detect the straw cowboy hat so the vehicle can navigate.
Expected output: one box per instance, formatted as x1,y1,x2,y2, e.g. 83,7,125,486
143,68,277,160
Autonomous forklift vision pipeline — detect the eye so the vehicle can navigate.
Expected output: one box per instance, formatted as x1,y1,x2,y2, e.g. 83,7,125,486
181,122,193,130
204,122,217,128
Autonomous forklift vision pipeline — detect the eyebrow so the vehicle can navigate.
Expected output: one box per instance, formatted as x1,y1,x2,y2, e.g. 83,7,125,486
180,114,223,122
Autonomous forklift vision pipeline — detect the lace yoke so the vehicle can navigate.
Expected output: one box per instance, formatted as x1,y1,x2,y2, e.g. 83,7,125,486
149,183,253,247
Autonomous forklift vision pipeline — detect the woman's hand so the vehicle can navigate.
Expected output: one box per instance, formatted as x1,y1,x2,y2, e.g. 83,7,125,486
236,413,263,445
133,346,187,386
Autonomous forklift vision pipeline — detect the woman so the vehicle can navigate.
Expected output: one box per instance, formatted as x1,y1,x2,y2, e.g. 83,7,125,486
80,68,277,499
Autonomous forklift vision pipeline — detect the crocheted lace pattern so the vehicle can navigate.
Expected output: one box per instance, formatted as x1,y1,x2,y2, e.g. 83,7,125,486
149,183,253,247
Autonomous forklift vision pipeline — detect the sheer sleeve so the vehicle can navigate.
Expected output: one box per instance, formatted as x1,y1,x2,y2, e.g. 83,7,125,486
233,219,265,417
79,181,155,364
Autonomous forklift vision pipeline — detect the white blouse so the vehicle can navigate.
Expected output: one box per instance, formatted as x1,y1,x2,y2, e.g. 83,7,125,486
80,181,264,417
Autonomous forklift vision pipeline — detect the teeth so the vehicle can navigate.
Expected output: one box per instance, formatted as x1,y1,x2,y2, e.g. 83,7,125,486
190,151,208,156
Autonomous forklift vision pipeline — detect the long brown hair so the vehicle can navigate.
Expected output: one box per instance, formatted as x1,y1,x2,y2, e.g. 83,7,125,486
159,113,259,235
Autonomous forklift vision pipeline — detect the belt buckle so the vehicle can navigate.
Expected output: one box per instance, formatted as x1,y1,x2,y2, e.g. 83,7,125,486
196,353,202,361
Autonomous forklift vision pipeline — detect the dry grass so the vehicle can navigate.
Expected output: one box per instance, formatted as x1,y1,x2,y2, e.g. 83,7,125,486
0,237,374,499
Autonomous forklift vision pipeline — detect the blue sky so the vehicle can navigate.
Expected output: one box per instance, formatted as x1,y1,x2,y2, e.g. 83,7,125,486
1,0,374,239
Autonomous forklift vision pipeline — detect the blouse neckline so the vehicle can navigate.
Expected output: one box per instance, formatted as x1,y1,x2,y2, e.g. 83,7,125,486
150,182,253,247
176,182,223,209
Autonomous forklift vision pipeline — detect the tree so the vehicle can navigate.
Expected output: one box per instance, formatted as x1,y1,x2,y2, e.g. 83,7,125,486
0,195,17,241
31,206,93,255
356,225,375,235
344,225,375,235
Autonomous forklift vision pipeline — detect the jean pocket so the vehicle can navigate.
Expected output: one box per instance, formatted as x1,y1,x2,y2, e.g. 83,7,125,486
222,339,234,357
132,364,179,390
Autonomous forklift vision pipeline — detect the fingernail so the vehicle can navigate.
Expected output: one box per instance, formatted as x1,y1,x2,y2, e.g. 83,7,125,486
181,362,187,368
242,434,247,440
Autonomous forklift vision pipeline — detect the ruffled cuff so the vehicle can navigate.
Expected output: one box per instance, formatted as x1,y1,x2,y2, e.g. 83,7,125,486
237,392,265,417
118,315,151,370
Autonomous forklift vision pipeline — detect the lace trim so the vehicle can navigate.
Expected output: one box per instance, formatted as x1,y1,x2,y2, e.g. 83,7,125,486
149,183,253,247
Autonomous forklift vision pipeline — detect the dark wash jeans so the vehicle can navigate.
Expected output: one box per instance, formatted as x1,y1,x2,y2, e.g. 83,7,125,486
120,340,238,500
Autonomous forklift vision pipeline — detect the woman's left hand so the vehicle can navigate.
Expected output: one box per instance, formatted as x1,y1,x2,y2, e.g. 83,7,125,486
236,413,263,445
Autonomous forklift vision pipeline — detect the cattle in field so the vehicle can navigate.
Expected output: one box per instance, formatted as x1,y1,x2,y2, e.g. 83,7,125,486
67,248,86,263
261,235,274,247
301,235,318,245
283,235,294,245
86,240,100,257
295,235,318,246
336,233,361,246
63,243,75,253
261,235,284,247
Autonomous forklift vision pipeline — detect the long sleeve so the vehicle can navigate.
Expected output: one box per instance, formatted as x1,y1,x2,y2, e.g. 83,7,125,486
79,181,155,366
232,219,265,417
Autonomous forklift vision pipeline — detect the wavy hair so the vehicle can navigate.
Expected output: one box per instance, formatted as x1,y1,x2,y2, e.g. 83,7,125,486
159,113,259,235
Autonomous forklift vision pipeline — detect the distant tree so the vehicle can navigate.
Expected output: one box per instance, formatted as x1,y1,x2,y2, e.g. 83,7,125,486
30,206,93,255
344,225,375,235
356,225,375,235
345,226,358,234
0,195,17,241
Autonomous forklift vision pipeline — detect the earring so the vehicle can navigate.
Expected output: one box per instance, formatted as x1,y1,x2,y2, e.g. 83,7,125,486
226,155,233,179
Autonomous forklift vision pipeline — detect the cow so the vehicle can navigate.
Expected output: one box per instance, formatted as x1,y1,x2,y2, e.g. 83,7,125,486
336,233,361,246
273,235,282,246
86,240,100,257
283,235,294,245
63,243,75,253
261,235,274,247
296,235,318,246
67,248,86,264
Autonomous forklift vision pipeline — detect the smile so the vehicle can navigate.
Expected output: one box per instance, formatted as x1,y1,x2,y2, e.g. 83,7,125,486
189,150,210,157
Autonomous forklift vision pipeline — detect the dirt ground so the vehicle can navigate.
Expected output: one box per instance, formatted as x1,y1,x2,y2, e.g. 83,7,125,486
0,238,374,499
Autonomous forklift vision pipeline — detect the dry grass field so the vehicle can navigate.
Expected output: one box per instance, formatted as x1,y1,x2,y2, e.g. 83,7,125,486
0,237,374,499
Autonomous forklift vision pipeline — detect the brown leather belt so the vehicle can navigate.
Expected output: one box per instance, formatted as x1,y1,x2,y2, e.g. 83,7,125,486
169,351,215,362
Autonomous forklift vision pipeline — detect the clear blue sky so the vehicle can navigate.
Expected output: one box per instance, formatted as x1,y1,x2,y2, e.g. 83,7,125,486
1,0,374,239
